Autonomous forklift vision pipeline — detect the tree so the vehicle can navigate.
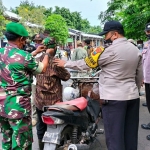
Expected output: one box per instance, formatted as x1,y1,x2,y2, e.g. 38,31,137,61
10,0,46,36
45,6,92,33
87,25,102,34
99,0,150,40
10,2,101,35
45,14,68,44
10,0,36,14
0,0,6,36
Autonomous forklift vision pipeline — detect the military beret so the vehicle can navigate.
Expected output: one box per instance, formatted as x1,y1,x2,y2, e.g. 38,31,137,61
6,22,29,37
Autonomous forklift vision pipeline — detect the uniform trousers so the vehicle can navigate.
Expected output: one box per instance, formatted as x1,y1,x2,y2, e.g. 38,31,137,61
102,98,140,150
31,84,37,120
0,116,33,150
145,83,150,113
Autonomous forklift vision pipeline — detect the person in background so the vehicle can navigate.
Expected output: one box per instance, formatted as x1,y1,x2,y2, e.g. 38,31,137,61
1,35,8,47
128,39,145,97
0,22,52,150
31,33,45,126
84,39,93,56
24,38,36,53
141,22,150,140
34,33,45,48
71,41,88,61
56,44,62,59
34,37,70,150
137,44,143,52
54,20,143,150
65,45,71,60
71,41,89,77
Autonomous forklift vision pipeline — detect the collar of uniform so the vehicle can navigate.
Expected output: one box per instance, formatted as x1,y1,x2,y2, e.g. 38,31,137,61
7,42,19,49
112,37,127,45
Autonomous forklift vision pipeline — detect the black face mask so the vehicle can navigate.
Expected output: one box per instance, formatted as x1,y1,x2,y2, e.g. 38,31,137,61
104,38,112,45
146,34,150,39
103,34,114,48
104,34,114,44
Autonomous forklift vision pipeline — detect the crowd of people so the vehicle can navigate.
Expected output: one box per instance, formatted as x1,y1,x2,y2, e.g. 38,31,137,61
0,20,150,150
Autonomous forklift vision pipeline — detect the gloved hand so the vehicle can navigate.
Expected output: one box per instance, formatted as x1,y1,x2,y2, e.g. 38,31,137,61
84,46,104,68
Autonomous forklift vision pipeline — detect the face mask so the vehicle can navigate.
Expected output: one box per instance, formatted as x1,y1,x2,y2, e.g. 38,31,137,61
146,34,150,39
104,34,114,45
104,38,112,45
35,43,42,48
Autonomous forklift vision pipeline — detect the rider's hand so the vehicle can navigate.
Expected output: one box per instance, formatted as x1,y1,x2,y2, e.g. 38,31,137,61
36,45,46,53
32,45,46,56
53,59,66,67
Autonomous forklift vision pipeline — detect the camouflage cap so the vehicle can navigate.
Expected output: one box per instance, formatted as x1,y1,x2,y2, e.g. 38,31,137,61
6,22,28,37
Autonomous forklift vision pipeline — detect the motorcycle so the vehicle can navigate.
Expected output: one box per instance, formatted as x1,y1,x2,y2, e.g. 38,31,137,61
42,70,104,150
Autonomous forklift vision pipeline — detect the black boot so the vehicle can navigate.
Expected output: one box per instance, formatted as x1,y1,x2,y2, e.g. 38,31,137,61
38,139,44,150
142,102,147,107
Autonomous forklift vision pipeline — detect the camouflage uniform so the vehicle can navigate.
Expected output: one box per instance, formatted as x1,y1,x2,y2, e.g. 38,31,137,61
0,43,43,149
0,116,32,150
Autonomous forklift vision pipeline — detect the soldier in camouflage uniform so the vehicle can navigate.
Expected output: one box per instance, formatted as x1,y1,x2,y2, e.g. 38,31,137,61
0,22,53,150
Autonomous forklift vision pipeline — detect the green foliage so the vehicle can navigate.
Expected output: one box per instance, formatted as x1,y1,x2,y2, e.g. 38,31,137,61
44,6,100,33
10,0,36,14
87,26,102,34
0,0,6,36
45,14,68,44
99,0,150,40
8,1,102,36
10,0,46,36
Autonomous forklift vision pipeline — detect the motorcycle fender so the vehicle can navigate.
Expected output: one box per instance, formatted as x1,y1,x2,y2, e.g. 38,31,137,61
43,124,67,150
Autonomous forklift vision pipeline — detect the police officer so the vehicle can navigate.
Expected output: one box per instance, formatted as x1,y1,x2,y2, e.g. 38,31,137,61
141,22,150,140
53,20,143,150
0,22,52,150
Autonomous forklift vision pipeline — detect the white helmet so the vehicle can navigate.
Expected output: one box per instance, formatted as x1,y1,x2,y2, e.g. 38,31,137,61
63,87,80,101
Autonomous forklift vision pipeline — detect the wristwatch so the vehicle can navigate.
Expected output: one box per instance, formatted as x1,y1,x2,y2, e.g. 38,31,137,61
45,53,51,58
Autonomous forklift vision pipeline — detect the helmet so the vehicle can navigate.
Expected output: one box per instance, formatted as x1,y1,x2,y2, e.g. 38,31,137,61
63,87,80,101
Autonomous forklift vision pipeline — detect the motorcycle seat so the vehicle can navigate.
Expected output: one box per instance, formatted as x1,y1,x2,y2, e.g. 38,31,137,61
49,97,87,111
